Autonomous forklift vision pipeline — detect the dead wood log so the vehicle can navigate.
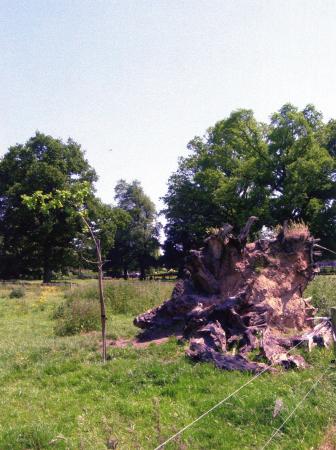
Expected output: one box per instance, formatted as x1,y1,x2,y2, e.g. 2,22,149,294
187,339,268,373
135,218,326,372
238,216,258,245
185,250,220,294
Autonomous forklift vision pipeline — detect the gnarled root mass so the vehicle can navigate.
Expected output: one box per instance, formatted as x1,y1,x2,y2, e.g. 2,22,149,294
134,219,334,372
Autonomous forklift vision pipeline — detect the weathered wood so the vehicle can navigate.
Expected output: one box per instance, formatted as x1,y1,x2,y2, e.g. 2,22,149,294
218,223,234,241
238,216,258,244
135,219,323,371
185,250,220,294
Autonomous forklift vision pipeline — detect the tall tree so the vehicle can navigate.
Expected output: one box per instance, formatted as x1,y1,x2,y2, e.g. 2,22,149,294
163,104,336,264
163,109,271,262
267,104,335,248
0,132,97,281
108,180,160,279
22,185,129,361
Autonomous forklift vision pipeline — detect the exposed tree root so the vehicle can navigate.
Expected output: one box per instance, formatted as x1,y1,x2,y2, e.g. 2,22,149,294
134,219,334,372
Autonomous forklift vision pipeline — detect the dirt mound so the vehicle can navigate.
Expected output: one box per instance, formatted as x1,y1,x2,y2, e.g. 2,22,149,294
134,219,334,372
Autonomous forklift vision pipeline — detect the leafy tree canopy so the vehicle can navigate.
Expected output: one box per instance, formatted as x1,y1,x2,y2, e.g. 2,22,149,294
0,132,127,281
21,183,130,270
108,180,161,279
163,104,336,264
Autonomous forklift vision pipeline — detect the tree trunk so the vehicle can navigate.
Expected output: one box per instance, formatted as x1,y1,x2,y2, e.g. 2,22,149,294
43,256,52,283
177,265,185,279
123,267,128,280
140,262,146,280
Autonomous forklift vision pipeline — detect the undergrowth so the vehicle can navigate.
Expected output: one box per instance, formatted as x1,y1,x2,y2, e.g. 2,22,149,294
53,298,101,336
64,280,173,315
53,280,173,336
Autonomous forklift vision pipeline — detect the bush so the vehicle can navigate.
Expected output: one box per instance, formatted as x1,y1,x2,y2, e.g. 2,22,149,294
9,286,25,298
53,298,100,336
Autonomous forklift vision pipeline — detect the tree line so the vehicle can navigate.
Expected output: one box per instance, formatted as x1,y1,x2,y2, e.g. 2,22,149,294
0,133,160,281
0,103,335,281
163,103,335,269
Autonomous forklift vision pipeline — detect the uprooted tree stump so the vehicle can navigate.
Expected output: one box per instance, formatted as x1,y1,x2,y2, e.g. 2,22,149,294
134,218,335,373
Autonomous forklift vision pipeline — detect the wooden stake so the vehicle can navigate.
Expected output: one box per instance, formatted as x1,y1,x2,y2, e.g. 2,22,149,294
81,215,107,363
97,239,107,363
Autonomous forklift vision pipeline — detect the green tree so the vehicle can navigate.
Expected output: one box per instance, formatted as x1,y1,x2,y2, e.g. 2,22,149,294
22,185,129,361
267,104,335,248
163,109,271,261
77,197,130,267
0,132,95,281
163,104,336,262
109,180,161,279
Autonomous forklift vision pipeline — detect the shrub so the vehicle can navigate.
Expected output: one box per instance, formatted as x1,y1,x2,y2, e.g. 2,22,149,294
9,286,26,298
53,298,100,336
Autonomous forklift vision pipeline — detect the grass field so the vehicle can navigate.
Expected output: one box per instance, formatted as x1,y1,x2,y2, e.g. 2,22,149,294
0,277,335,449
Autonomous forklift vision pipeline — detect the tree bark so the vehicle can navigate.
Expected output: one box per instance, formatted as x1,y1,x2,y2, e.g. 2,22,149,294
43,253,52,283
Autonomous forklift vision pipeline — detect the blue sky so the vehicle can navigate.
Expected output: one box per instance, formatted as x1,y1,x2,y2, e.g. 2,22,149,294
1,0,336,211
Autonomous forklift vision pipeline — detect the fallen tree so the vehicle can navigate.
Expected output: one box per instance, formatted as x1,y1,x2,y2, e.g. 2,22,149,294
134,219,334,372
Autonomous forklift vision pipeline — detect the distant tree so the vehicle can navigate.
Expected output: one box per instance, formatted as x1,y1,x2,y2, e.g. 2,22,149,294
163,109,271,263
323,119,336,158
108,180,161,279
78,197,130,267
266,104,335,249
0,132,97,281
22,185,129,361
0,132,128,282
163,104,336,263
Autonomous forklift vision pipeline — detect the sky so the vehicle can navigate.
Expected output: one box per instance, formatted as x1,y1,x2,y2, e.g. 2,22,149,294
1,0,336,213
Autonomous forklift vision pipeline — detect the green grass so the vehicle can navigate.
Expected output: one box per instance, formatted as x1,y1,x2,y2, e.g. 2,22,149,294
64,279,174,315
305,274,336,315
53,280,174,337
0,278,334,449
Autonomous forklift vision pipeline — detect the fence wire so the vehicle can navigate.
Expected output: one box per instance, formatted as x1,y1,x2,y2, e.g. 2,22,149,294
154,319,331,450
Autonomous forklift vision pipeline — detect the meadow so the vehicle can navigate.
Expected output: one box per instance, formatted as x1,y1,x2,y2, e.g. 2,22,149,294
0,277,335,449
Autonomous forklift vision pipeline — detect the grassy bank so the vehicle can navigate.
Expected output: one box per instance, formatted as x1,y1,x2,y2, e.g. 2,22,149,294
0,278,335,449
